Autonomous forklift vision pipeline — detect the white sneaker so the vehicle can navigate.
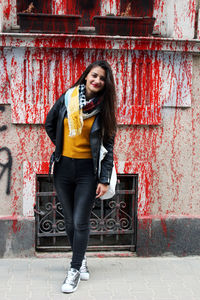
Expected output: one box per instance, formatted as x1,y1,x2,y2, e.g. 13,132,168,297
80,257,90,280
61,268,80,293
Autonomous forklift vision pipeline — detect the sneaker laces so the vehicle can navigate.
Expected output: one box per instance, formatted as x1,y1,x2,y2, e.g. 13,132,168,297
64,269,77,285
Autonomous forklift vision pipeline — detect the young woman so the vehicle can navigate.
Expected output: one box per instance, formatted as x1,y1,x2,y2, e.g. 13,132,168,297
45,60,117,293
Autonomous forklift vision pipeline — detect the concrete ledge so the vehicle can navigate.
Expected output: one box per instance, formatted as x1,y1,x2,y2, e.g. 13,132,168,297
137,217,200,256
1,33,200,53
35,251,136,258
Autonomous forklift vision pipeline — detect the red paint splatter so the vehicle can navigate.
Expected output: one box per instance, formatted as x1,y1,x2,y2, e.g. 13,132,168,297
161,219,167,237
4,0,12,20
174,4,183,39
11,214,21,234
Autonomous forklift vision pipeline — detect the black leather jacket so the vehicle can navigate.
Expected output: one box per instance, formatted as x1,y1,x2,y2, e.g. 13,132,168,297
45,93,115,184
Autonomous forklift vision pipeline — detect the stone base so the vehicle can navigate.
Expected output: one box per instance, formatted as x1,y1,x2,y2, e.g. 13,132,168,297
0,217,35,257
137,217,200,256
0,216,199,257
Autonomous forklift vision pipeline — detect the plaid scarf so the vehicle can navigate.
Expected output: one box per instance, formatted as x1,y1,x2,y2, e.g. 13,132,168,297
65,84,102,136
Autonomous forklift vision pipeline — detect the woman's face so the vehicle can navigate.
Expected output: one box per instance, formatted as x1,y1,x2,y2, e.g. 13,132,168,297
85,66,106,99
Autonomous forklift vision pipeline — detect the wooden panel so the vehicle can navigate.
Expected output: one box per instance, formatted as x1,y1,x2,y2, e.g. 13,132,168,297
10,48,73,123
161,52,192,107
154,0,196,39
117,50,162,125
0,48,11,104
4,47,193,124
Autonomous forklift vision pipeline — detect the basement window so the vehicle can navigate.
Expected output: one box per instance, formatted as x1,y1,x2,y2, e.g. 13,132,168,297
35,174,138,252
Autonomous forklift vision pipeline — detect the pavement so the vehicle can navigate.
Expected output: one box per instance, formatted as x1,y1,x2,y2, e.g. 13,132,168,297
0,254,200,300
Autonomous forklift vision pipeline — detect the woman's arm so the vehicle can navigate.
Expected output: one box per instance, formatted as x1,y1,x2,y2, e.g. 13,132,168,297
99,135,115,185
45,94,64,145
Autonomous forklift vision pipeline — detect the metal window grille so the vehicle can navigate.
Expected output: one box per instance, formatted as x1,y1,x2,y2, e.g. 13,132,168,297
35,174,138,252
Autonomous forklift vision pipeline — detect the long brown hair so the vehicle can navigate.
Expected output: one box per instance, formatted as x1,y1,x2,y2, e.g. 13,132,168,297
72,60,117,139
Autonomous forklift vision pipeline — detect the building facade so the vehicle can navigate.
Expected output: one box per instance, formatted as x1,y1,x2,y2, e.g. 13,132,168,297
0,0,200,257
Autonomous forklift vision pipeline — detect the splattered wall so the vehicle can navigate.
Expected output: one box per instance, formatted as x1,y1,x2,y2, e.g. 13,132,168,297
0,1,200,256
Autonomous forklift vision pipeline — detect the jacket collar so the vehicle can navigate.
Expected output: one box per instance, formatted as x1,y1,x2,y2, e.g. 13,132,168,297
91,113,101,133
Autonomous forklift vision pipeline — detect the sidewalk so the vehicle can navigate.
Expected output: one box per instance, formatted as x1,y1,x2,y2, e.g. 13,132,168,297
0,255,200,300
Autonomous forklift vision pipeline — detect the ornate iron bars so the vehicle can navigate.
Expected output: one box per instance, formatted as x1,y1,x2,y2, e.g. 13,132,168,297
35,174,138,251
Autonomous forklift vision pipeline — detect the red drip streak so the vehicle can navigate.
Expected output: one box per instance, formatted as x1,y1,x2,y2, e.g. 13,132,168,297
161,219,167,237
4,0,11,20
12,214,21,234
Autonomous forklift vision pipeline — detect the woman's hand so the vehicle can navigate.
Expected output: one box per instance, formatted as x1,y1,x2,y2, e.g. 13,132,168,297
96,183,109,198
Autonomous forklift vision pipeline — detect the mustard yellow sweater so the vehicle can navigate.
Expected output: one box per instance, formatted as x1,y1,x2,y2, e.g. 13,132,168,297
62,116,95,158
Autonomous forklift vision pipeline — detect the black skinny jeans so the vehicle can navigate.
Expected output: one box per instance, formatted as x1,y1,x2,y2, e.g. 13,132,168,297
53,156,97,270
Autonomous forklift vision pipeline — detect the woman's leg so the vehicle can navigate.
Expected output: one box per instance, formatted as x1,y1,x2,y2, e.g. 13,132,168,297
53,157,75,248
54,157,96,270
70,159,97,270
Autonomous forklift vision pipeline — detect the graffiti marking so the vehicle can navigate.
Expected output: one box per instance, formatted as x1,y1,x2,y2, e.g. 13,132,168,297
0,106,12,194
